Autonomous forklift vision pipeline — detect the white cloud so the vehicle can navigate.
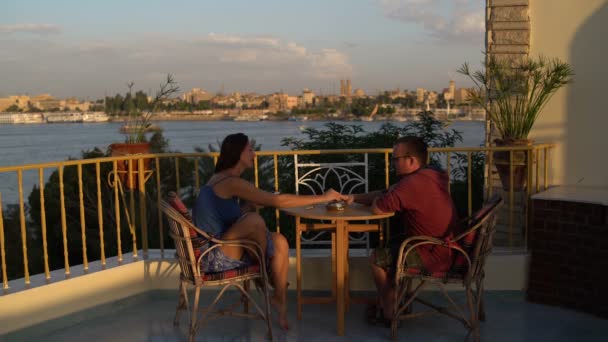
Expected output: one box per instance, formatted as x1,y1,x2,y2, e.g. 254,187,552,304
203,33,352,79
452,10,485,35
207,33,281,47
309,49,352,78
376,0,484,43
219,49,259,63
0,33,353,97
0,23,62,35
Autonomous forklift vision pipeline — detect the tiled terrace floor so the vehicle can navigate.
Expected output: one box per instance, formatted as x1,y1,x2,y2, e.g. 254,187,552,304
4,290,606,341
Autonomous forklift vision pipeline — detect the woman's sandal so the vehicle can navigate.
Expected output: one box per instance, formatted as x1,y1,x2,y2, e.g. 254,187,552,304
365,304,380,325
365,304,392,328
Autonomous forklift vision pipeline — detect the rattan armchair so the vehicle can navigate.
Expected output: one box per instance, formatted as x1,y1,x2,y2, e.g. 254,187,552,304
390,195,503,341
160,200,274,342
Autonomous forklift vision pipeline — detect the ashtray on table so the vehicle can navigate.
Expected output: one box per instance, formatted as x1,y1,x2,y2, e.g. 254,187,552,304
326,200,346,212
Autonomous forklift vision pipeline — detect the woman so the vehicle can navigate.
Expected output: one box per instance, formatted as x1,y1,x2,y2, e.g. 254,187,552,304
193,133,347,330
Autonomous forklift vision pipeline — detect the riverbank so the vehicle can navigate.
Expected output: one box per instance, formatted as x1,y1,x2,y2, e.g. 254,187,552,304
1,110,485,124
108,113,485,122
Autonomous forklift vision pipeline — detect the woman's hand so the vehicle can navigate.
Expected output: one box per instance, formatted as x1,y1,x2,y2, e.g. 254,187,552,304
322,189,351,203
322,188,343,202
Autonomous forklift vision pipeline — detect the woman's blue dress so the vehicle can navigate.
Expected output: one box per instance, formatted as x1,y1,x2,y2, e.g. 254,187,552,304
193,183,275,273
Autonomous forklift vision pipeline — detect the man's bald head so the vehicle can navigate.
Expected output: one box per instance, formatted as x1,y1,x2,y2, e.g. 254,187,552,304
394,136,428,167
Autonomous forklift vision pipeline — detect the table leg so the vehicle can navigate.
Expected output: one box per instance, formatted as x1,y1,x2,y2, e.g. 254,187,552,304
335,219,345,336
344,228,350,312
331,232,336,299
296,216,302,320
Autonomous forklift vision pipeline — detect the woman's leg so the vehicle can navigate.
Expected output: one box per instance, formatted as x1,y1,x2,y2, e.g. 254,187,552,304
270,232,289,329
221,213,290,329
220,212,267,260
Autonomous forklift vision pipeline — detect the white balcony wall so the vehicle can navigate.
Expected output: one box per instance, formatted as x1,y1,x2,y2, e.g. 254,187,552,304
529,0,608,187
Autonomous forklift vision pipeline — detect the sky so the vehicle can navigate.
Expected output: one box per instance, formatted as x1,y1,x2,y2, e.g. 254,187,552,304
0,0,486,99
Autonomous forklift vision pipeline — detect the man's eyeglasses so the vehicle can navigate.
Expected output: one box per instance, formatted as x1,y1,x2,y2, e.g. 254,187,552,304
391,154,411,163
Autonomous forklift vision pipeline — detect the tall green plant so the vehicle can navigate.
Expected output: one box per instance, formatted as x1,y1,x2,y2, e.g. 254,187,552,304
459,56,573,141
123,74,180,143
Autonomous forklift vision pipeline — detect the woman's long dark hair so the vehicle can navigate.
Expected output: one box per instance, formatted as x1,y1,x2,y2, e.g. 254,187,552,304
215,133,249,173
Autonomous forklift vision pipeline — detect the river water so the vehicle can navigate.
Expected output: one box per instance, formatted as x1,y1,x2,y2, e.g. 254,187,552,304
0,120,484,204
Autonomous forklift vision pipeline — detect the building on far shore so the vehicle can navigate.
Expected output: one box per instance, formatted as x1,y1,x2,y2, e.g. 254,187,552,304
416,88,426,103
266,93,289,112
301,88,315,107
241,93,266,108
454,88,473,105
182,88,213,103
64,97,91,111
339,79,352,97
443,80,455,102
354,88,366,98
0,95,30,111
427,91,438,105
287,96,298,109
0,94,90,112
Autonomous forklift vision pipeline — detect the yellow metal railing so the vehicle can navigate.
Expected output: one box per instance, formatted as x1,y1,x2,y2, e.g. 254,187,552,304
0,144,554,291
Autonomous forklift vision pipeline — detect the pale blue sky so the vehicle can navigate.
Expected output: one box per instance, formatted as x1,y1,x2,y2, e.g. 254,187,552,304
1,0,485,99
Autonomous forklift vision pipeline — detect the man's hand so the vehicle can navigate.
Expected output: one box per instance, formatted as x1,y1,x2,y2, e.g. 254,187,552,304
344,194,355,205
323,188,351,202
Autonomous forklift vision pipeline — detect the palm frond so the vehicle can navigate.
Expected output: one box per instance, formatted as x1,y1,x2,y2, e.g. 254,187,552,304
458,55,573,140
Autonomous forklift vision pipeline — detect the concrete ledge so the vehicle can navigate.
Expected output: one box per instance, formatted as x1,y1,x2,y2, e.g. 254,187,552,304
1,259,149,334
531,186,608,206
0,249,529,335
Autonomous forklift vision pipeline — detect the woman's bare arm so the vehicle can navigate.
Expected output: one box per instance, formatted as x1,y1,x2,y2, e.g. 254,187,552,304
226,178,346,208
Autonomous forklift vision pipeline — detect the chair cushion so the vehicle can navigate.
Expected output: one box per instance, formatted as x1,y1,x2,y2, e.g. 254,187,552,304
166,191,207,257
167,191,197,237
202,263,261,281
451,198,499,273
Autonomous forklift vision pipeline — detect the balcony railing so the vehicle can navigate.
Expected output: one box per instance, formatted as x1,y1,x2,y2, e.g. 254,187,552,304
0,144,554,292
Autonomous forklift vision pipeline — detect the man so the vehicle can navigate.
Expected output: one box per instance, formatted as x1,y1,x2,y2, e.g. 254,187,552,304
345,136,460,322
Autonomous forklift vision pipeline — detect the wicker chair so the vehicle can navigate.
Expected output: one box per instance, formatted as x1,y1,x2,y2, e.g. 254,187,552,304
390,195,503,341
160,200,273,342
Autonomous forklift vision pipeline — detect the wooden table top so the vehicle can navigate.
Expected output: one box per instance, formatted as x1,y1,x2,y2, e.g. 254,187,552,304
281,202,394,221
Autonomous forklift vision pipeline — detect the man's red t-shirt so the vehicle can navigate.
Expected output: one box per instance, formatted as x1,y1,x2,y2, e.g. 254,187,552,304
375,167,460,273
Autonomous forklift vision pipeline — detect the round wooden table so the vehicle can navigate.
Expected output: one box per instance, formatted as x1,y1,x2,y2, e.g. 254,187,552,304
282,203,394,336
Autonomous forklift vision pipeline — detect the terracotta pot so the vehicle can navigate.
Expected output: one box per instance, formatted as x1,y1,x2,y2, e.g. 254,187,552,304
493,138,532,191
109,142,151,190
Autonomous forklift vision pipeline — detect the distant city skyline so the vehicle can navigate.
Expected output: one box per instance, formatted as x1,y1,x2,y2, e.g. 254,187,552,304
1,0,485,99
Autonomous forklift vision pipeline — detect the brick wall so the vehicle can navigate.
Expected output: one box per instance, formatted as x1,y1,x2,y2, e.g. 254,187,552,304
527,199,608,317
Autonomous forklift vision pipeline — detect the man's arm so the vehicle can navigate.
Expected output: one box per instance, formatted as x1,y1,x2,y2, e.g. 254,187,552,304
371,197,389,214
349,190,383,205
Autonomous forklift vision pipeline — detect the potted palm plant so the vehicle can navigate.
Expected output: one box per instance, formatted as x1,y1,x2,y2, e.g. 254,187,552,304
110,74,179,189
459,56,573,190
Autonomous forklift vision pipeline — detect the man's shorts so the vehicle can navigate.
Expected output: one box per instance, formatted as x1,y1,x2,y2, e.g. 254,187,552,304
373,236,424,278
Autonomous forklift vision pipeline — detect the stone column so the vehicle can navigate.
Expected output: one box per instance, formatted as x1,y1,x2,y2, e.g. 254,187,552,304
488,0,530,64
485,0,531,247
